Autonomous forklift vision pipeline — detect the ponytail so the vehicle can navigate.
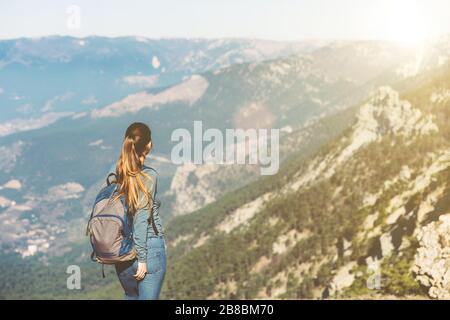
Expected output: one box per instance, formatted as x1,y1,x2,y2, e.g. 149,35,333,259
111,122,154,215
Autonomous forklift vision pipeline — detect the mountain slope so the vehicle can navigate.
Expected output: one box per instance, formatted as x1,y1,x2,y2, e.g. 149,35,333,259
0,40,415,242
0,102,358,300
160,62,450,299
2,38,450,299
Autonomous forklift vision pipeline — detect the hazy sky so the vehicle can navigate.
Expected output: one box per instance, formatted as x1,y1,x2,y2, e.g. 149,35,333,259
1,0,450,42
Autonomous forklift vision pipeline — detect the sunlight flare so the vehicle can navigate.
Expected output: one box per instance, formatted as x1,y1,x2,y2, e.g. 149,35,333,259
382,0,431,47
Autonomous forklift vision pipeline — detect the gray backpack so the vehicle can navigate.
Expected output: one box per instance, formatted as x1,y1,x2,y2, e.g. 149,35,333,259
86,173,136,276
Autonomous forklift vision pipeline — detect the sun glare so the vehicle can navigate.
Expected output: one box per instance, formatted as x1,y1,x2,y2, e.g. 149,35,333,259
382,0,430,47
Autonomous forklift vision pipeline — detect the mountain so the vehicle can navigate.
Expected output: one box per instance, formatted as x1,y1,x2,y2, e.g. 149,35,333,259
0,36,333,259
159,38,450,217
1,36,450,299
159,61,450,299
0,39,416,218
0,36,320,123
0,38,423,262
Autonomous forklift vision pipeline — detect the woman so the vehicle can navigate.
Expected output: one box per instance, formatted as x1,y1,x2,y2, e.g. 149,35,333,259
112,122,166,300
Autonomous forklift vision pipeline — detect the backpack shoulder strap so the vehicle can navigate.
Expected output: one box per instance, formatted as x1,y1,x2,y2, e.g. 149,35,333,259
142,166,159,235
86,171,118,236
149,176,159,235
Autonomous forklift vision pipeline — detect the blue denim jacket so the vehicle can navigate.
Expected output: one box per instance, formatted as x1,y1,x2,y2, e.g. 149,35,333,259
107,162,165,263
134,164,165,262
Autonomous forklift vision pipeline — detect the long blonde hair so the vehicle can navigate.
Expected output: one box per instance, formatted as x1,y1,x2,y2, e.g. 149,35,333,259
111,122,154,215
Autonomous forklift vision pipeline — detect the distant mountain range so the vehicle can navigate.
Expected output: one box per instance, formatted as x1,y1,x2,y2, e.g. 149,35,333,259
0,36,322,123
1,35,450,299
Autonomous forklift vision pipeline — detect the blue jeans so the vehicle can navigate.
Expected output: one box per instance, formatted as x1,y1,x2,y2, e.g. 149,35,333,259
115,235,167,300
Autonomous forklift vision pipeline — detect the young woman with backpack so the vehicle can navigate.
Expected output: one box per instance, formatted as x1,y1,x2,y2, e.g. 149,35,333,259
88,122,166,299
114,122,166,300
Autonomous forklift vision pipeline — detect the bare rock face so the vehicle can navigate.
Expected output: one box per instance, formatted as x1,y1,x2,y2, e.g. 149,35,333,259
353,86,438,145
326,261,357,297
168,163,220,216
413,214,450,299
286,86,438,193
168,162,259,216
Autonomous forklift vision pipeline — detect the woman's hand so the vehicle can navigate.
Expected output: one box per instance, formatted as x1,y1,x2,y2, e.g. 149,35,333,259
134,262,147,280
